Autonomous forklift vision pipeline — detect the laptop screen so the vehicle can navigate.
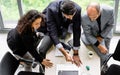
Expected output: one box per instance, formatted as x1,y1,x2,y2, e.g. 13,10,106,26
58,71,78,75
56,64,80,75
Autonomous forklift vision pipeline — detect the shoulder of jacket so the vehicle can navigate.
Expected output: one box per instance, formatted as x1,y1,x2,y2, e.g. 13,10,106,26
82,13,88,19
101,5,113,12
47,1,60,13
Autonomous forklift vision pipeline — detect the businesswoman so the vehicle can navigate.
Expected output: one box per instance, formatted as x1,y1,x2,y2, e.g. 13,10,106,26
7,10,53,71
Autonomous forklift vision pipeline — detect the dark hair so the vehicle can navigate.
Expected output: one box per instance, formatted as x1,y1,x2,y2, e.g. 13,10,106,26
60,0,77,15
16,9,45,34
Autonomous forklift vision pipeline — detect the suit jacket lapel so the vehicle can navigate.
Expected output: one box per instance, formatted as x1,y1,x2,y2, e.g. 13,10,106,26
100,8,103,30
100,7,107,30
91,20,99,31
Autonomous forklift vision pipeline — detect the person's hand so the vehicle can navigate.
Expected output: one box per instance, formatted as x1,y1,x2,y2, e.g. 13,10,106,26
64,53,73,62
41,59,53,68
98,44,108,54
97,36,103,43
59,47,73,62
73,55,82,67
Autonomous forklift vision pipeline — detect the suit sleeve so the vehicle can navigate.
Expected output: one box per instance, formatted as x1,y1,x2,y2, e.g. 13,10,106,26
100,10,114,38
22,35,44,63
73,9,81,48
46,8,60,45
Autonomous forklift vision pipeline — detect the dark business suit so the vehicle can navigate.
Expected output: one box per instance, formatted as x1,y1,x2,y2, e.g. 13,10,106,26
7,28,44,63
38,0,81,57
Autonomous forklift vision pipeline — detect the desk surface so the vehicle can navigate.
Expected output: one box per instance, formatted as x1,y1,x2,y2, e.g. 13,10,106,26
45,41,100,75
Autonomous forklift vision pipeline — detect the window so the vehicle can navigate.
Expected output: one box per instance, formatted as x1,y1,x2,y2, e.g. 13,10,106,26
116,1,120,32
0,0,119,34
0,0,19,28
22,0,54,14
72,0,114,14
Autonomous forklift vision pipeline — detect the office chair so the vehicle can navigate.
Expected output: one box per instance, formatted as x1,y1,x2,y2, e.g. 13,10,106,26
101,39,120,75
0,51,44,75
0,51,19,75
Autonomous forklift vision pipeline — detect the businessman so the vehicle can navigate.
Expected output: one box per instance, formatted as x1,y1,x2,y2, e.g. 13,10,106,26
81,2,114,67
38,0,82,67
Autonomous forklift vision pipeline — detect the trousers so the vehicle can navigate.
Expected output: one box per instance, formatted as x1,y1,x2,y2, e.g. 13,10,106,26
81,34,111,66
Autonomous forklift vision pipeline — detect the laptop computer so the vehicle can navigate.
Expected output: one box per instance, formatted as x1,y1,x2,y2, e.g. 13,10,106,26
56,64,81,75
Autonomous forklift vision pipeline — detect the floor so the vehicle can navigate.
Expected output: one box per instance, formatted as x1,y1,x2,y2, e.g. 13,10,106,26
0,32,120,74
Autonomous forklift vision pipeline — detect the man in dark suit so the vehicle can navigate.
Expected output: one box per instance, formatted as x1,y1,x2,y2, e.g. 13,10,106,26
38,0,82,67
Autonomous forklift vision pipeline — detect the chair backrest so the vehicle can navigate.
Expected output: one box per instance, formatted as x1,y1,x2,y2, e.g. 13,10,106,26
0,51,19,75
105,64,120,75
113,39,120,61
